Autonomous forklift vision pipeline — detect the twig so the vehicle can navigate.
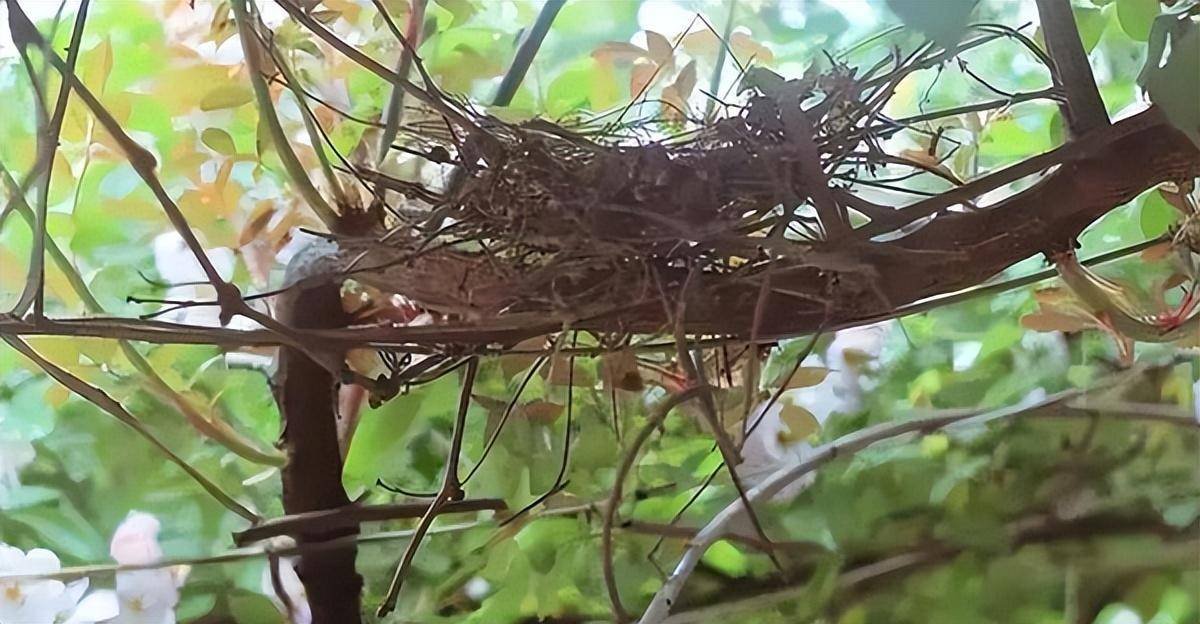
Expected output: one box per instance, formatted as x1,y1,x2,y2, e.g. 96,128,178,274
234,498,507,546
671,307,785,575
1,335,259,522
0,167,284,466
493,0,565,106
377,357,479,617
638,387,1092,622
372,0,426,165
603,386,707,623
664,515,1198,623
462,355,548,484
703,0,737,123
10,0,89,319
232,0,339,227
6,2,241,320
274,0,474,130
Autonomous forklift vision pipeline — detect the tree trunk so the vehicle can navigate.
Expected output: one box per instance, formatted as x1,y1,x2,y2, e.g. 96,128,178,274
273,259,362,623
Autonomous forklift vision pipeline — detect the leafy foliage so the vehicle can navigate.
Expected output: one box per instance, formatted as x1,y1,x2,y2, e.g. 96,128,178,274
0,1,1197,623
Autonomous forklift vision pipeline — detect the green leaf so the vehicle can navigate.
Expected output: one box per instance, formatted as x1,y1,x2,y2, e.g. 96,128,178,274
201,127,237,155
1073,6,1108,53
886,0,980,49
1143,23,1200,147
1116,0,1159,41
701,539,749,577
1140,191,1179,238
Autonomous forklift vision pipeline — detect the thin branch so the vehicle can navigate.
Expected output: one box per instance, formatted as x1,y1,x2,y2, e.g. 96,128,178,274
6,1,240,319
233,498,507,546
0,166,285,466
704,0,737,123
373,0,427,164
377,356,479,617
232,0,339,228
638,385,1099,622
664,516,1198,623
462,355,547,484
855,108,1166,239
1,334,259,522
11,0,89,319
604,386,707,623
493,0,565,106
273,0,474,129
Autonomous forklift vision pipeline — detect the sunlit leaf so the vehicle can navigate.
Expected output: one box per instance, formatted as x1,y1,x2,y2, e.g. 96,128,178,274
1117,0,1159,41
200,127,237,155
199,85,254,111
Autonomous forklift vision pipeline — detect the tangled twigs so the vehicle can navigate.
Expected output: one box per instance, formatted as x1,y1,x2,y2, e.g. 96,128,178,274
6,2,244,323
378,357,479,617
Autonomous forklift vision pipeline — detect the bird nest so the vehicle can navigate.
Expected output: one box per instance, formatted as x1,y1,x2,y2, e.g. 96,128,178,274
338,61,893,336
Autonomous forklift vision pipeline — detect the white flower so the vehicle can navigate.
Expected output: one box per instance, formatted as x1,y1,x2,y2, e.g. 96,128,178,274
261,557,311,624
109,513,163,566
0,436,36,493
79,512,188,624
0,544,90,624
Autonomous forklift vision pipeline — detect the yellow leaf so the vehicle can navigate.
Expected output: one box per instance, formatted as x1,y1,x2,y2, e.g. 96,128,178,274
239,201,277,247
682,29,720,58
83,38,114,93
201,128,237,156
44,384,70,408
730,31,773,65
780,366,830,389
1020,310,1094,333
778,401,819,442
199,85,254,111
501,336,546,379
630,60,658,97
541,356,595,387
601,349,643,391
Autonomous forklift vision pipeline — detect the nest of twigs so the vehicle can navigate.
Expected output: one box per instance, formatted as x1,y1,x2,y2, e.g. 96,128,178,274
337,60,897,334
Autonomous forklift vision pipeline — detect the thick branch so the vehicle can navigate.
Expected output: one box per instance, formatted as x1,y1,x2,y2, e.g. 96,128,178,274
273,247,362,622
1035,0,1109,135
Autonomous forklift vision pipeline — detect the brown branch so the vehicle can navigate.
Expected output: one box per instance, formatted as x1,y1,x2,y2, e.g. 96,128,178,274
1034,0,1109,136
273,243,362,622
233,498,507,546
11,0,89,319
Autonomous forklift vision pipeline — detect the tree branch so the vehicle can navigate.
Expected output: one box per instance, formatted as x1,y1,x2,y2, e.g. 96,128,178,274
233,498,507,546
1035,0,1109,136
639,384,1111,622
0,334,259,522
